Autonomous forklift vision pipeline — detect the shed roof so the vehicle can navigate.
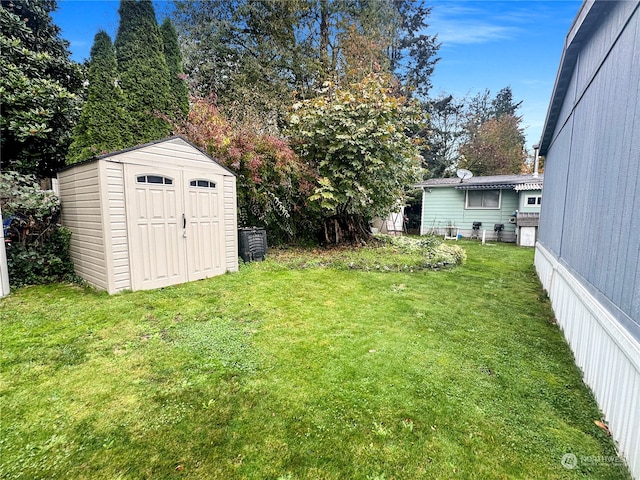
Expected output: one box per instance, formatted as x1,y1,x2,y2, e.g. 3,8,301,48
538,0,616,155
58,135,236,176
417,174,543,190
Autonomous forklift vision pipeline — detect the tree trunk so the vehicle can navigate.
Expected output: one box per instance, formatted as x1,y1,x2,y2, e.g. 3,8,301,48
319,0,330,75
321,214,371,245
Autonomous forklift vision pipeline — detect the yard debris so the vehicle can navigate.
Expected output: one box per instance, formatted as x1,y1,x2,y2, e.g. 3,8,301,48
594,420,611,435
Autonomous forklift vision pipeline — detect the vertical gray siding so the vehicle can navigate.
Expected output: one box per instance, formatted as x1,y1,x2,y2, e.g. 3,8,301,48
536,3,640,476
538,1,640,336
58,162,108,290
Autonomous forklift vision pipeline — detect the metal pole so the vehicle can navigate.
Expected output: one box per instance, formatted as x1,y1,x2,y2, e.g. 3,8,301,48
0,206,10,297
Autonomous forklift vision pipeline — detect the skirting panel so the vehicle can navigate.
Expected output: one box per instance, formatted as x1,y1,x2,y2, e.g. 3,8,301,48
535,243,640,479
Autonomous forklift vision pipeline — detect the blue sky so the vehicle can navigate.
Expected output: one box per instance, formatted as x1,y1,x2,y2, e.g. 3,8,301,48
52,0,582,150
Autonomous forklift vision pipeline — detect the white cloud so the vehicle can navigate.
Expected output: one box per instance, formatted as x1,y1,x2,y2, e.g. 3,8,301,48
428,2,525,46
434,22,516,45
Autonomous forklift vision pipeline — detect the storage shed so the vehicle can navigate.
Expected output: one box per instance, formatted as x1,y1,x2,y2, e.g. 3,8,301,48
57,136,238,294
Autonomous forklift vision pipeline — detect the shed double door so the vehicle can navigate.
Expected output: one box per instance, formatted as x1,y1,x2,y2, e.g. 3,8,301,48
125,164,225,291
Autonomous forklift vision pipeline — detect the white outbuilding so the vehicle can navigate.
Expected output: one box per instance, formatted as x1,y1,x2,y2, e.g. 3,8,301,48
57,136,238,293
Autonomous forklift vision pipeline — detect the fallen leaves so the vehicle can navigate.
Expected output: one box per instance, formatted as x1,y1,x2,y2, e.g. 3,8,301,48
594,420,611,436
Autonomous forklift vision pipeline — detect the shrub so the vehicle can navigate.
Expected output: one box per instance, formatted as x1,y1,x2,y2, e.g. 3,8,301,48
177,96,316,244
1,172,76,288
266,234,466,272
372,233,466,269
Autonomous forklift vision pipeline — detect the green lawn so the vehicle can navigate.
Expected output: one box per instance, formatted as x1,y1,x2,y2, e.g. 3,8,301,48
0,241,631,479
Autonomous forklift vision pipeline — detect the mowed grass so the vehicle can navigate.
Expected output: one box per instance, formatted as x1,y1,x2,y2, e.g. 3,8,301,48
0,241,631,479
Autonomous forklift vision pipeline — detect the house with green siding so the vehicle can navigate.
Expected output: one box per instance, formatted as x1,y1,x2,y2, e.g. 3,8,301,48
417,174,543,245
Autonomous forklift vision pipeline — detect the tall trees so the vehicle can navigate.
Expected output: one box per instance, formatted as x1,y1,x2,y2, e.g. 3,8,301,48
160,18,189,118
172,0,308,127
424,86,528,177
171,0,440,122
67,31,131,163
389,0,440,98
288,73,424,244
457,86,526,175
458,114,526,176
176,97,315,244
0,0,82,176
114,0,172,143
422,94,465,177
68,1,189,162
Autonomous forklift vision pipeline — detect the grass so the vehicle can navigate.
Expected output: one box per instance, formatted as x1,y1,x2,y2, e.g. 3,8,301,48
0,241,631,479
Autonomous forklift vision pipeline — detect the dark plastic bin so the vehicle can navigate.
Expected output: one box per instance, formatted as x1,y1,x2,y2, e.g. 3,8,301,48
238,228,267,262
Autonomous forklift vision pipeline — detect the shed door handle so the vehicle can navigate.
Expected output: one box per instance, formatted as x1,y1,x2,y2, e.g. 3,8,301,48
182,214,186,229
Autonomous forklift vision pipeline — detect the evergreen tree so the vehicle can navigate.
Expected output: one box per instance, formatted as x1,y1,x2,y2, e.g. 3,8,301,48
491,86,523,119
114,0,171,144
160,18,189,118
423,95,466,178
0,0,83,176
67,31,132,163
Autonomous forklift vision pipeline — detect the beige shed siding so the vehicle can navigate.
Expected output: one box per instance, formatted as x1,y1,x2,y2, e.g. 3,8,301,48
103,137,238,274
145,138,209,163
58,162,108,290
102,162,131,293
59,137,238,293
224,176,239,272
105,138,231,176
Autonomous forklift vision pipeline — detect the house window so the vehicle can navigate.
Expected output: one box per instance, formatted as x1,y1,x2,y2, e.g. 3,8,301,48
466,190,501,209
136,175,173,185
526,196,542,205
189,179,216,189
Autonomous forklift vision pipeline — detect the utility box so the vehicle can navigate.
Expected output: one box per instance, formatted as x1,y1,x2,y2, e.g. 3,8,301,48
238,228,267,262
516,213,540,247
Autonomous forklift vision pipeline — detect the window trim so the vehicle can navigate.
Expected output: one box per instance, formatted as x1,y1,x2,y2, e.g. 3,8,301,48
189,179,217,189
136,174,174,185
465,189,502,210
525,195,542,206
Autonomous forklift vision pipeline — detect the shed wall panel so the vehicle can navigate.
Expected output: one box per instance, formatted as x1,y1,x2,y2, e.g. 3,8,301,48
103,162,131,292
224,177,239,271
58,162,108,290
59,137,237,293
105,138,233,178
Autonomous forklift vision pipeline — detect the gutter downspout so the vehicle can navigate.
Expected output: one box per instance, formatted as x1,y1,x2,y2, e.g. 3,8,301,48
533,144,540,178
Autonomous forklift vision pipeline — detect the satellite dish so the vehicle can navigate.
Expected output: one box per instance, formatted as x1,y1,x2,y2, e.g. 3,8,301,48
456,169,473,182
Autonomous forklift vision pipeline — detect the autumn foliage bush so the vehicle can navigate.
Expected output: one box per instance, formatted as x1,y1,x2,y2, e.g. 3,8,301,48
177,97,316,244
